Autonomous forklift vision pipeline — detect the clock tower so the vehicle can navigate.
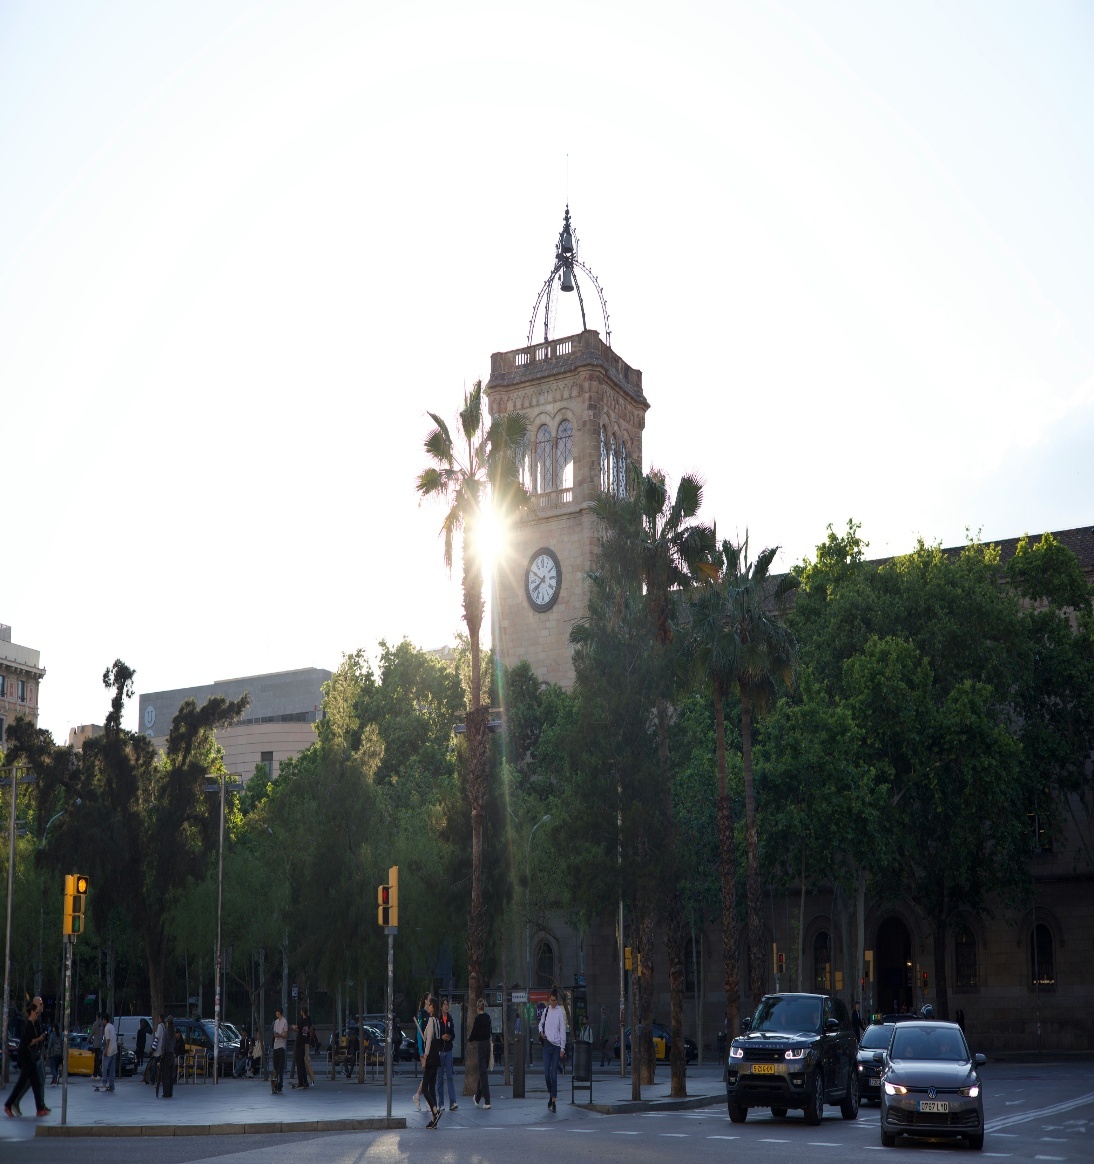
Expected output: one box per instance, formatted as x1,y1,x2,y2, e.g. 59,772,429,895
486,209,648,689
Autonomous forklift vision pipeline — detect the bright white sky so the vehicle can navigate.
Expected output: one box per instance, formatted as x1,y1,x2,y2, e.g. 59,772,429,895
3,0,1092,741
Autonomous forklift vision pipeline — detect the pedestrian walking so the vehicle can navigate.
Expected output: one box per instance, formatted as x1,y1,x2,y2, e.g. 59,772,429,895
598,1005,611,1066
272,1007,288,1093
136,1018,149,1069
468,998,492,1109
293,1005,312,1089
538,986,567,1114
47,1025,62,1086
100,1015,118,1092
412,993,431,1111
148,1014,166,1090
438,996,458,1111
89,1012,104,1080
4,1000,48,1118
159,1017,177,1098
420,997,443,1129
851,1000,864,1043
31,997,48,1099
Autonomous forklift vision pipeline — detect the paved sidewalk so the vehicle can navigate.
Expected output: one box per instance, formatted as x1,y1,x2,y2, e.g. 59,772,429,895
24,1062,726,1138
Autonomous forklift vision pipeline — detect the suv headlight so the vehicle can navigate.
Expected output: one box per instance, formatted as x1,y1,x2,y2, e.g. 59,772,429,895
729,1046,744,1059
884,1082,908,1096
784,1048,805,1060
961,1085,980,1098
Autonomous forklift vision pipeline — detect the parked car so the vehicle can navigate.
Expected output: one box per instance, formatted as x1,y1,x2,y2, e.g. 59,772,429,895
614,1022,699,1064
171,1017,236,1077
876,1020,986,1150
857,1022,895,1103
726,992,859,1125
64,1032,97,1076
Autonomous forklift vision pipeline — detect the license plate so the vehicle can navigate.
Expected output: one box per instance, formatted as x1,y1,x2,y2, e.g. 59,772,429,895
751,1063,777,1074
918,1100,949,1113
866,1077,879,1087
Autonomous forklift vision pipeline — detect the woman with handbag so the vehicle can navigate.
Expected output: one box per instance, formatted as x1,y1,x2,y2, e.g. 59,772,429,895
420,998,443,1129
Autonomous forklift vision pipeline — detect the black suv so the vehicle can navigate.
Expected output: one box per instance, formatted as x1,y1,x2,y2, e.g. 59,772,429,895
726,993,860,1125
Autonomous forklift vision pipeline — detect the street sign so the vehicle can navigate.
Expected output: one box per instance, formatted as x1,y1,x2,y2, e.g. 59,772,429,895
291,984,298,999
511,990,528,1003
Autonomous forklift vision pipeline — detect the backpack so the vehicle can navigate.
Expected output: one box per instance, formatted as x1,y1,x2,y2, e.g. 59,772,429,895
425,1018,441,1068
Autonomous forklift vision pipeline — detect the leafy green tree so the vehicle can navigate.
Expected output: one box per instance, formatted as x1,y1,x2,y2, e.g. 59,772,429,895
590,465,713,1094
10,660,248,1022
687,535,797,1006
417,380,528,1089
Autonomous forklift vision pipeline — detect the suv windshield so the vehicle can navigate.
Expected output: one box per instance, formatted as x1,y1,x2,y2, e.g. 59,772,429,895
890,1025,968,1062
750,997,823,1035
860,1024,893,1050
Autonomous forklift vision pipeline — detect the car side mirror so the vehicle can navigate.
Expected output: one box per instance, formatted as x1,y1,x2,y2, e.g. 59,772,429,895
872,1051,884,1064
974,1053,986,1067
741,1018,751,1032
826,1018,841,1032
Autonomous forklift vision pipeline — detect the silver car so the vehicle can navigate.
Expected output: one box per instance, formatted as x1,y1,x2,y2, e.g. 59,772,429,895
877,1021,986,1150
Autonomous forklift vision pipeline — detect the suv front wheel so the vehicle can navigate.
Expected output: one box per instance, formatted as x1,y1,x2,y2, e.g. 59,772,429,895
840,1069,859,1119
728,1100,747,1124
803,1071,824,1125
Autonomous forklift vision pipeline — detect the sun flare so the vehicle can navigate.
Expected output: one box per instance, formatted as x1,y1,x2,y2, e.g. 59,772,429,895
475,507,506,578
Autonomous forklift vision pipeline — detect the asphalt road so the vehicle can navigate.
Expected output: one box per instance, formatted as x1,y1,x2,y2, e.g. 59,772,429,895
2,1061,1090,1162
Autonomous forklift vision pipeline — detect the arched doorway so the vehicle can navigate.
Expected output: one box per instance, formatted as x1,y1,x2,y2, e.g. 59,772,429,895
875,916,913,1013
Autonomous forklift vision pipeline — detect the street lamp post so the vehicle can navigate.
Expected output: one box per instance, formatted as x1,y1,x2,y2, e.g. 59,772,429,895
524,813,551,1066
203,773,243,1085
1,766,34,1085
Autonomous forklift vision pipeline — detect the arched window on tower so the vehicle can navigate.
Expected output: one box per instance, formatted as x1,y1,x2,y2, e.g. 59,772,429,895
600,426,609,492
954,923,978,989
813,932,831,992
535,424,553,494
555,419,573,491
610,435,617,496
536,941,555,990
619,440,628,496
516,431,531,491
1030,923,1055,989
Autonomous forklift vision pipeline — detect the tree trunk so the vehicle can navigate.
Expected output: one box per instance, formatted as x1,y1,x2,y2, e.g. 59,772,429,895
639,912,655,1084
856,870,866,1012
740,680,765,1005
932,917,949,1020
691,914,703,1066
798,845,806,991
463,541,487,1095
146,928,167,1029
713,688,740,1038
666,899,687,1096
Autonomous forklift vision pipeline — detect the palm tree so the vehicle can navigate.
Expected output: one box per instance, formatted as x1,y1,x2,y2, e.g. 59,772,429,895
688,535,798,1010
592,465,714,1095
417,381,527,1090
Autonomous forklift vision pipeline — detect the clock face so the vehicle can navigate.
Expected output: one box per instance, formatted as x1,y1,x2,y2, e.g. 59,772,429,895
526,548,561,612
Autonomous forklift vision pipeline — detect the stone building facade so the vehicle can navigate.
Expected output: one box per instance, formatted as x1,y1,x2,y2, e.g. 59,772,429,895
486,329,647,687
0,623,44,743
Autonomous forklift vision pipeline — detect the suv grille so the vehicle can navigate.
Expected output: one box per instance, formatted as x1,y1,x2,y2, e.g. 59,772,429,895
743,1047,792,1062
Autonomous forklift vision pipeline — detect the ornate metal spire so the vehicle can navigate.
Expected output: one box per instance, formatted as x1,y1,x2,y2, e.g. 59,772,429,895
527,205,611,348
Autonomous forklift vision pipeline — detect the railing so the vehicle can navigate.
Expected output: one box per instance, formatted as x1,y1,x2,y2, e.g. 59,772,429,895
534,488,574,510
490,332,641,394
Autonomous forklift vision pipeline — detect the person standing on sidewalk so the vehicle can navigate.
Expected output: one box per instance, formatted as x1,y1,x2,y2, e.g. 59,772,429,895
89,1012,104,1081
293,1005,312,1089
468,998,492,1109
4,1000,48,1118
437,997,458,1112
101,1015,118,1092
136,1018,149,1070
420,998,443,1129
598,1005,611,1066
411,993,431,1112
159,1017,177,1099
272,1007,288,1093
538,987,567,1114
47,1024,63,1086
149,1014,166,1092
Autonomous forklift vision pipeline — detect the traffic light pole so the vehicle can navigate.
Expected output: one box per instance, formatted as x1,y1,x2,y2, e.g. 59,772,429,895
214,771,225,1086
384,926,395,1120
61,934,73,1125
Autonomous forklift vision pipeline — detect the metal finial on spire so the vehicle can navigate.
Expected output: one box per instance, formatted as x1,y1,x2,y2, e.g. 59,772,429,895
527,205,611,348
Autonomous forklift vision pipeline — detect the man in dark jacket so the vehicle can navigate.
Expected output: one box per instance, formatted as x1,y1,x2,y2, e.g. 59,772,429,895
468,998,492,1108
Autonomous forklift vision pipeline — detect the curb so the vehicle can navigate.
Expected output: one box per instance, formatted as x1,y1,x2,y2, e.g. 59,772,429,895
36,1117,407,1138
581,1093,724,1115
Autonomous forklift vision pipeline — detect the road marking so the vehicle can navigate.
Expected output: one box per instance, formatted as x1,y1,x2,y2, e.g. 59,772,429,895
660,1133,688,1137
642,1112,670,1116
527,1126,551,1131
707,1135,739,1140
808,1143,842,1147
1006,1100,1025,1106
1041,1138,1068,1142
1034,1157,1065,1161
984,1155,1012,1158
988,1093,1094,1132
760,1137,790,1142
612,1130,640,1135
569,1128,596,1133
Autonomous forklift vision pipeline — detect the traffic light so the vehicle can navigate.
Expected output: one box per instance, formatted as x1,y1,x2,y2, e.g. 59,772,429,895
377,880,391,927
777,951,785,975
63,873,89,936
922,970,928,990
387,865,398,928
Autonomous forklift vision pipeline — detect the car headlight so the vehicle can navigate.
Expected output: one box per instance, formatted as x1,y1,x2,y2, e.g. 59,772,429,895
858,1064,864,1072
784,1048,805,1060
729,1046,744,1059
884,1082,908,1096
961,1085,980,1098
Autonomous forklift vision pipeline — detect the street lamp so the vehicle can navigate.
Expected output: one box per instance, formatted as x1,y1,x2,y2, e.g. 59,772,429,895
203,772,244,1084
524,813,551,1064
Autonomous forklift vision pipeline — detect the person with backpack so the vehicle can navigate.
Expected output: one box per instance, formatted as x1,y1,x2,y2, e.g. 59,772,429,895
146,1014,165,1089
420,997,443,1129
4,999,48,1118
411,993,431,1111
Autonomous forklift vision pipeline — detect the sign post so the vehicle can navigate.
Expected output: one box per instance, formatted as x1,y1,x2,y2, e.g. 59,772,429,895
378,865,398,1120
